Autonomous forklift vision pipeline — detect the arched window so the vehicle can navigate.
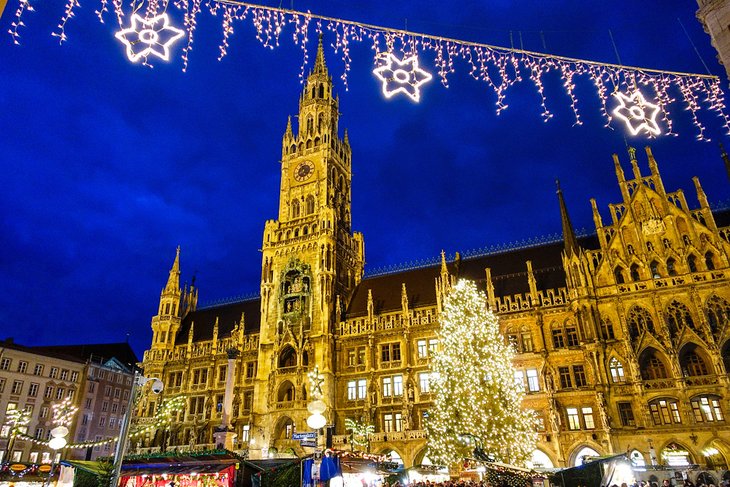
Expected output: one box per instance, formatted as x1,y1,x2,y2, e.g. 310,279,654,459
688,254,698,273
614,266,625,284
666,301,694,338
691,395,724,423
306,195,315,214
705,251,716,270
630,263,641,281
682,234,691,246
306,116,314,134
278,346,297,368
705,295,730,337
277,382,295,402
609,357,625,382
648,398,682,425
679,345,709,376
318,84,324,98
601,317,615,340
291,199,300,219
639,348,668,380
646,241,654,252
667,258,677,276
627,244,634,255
650,260,660,278
627,306,655,340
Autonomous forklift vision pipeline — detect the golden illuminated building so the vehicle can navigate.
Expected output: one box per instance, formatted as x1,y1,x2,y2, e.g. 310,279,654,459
139,39,730,475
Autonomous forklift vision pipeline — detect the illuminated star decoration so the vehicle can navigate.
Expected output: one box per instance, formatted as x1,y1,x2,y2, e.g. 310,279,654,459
373,52,433,102
115,13,185,63
612,89,662,136
308,366,324,397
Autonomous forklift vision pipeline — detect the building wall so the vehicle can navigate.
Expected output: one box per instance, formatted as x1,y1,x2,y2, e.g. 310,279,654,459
697,0,730,81
0,345,84,463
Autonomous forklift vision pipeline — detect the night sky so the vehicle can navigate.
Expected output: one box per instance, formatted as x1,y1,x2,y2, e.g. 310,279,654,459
2,1,729,357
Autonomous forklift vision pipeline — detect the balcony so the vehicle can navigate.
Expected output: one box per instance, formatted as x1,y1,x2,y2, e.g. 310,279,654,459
643,378,676,390
684,375,719,387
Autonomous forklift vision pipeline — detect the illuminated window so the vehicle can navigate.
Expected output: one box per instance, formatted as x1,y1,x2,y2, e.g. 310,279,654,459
649,398,682,425
609,358,625,382
419,372,431,393
526,369,539,392
582,407,595,429
691,396,724,422
566,408,580,430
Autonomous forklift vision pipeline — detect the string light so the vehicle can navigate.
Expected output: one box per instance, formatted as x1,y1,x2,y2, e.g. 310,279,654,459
426,279,537,468
8,0,729,138
612,89,662,136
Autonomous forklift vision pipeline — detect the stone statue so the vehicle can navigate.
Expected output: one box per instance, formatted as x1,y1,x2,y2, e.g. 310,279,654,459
597,392,611,430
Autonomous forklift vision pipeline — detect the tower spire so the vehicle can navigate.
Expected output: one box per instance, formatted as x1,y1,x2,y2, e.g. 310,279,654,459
165,246,181,292
556,180,579,257
313,33,327,75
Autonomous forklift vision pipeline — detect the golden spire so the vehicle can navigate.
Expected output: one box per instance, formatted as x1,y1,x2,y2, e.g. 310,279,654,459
164,246,181,293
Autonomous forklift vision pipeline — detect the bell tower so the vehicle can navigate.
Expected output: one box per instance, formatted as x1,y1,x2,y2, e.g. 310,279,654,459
253,36,364,454
150,247,183,350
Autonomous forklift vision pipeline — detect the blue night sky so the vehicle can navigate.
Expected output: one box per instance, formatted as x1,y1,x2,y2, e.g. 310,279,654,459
1,1,729,356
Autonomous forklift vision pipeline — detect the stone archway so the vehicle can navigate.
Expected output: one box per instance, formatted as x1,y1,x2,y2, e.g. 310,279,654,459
570,446,601,467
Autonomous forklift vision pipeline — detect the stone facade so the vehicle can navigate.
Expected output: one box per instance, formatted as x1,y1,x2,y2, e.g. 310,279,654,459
697,0,730,81
138,40,730,475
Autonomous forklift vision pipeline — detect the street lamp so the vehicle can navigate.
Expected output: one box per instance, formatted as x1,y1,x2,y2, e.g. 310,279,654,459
110,373,163,487
44,426,69,487
306,366,327,431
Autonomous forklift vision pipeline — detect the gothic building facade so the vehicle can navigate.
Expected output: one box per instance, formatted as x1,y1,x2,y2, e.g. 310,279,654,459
139,40,730,473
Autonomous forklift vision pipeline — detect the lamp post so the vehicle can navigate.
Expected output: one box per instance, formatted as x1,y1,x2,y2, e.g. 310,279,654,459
306,366,327,432
110,372,163,487
44,426,69,487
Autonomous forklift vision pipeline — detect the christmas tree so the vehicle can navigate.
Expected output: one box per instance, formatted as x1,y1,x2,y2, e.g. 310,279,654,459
426,279,536,467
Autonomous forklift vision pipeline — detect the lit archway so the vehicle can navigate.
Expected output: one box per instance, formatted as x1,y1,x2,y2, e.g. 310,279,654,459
630,450,646,467
661,442,693,467
572,446,600,466
528,450,554,469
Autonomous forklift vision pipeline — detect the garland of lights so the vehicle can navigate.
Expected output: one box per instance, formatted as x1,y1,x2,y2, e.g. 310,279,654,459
7,0,730,139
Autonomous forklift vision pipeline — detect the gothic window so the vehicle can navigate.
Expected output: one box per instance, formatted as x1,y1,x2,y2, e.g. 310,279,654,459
705,251,716,270
278,346,297,368
609,357,625,382
682,234,691,246
291,200,300,219
318,84,324,98
627,244,634,255
639,348,668,380
627,306,654,342
602,317,615,340
688,254,698,273
306,116,313,134
614,266,625,284
705,295,730,337
630,263,641,281
723,342,730,375
317,112,324,131
646,241,654,252
666,300,694,338
648,398,682,425
277,382,295,402
650,260,660,278
663,238,671,249
667,258,677,276
679,345,709,376
306,195,315,214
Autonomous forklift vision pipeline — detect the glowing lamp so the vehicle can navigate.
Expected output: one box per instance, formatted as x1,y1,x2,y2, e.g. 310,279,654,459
307,400,326,414
307,413,326,430
50,426,69,438
48,436,68,450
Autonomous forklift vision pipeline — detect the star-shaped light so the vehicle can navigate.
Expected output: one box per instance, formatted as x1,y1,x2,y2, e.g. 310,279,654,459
308,366,324,398
373,52,433,102
612,89,661,136
115,13,184,63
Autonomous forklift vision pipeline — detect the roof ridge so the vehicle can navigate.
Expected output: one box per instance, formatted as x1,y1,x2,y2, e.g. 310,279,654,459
364,229,597,278
198,292,260,309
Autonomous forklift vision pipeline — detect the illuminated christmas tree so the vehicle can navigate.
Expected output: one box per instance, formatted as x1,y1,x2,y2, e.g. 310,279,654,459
426,279,536,467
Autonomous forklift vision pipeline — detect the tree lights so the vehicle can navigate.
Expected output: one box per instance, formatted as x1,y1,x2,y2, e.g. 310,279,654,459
426,279,536,468
7,0,729,138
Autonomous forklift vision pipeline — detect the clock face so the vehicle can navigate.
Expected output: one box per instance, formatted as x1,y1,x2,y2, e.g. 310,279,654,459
294,161,314,182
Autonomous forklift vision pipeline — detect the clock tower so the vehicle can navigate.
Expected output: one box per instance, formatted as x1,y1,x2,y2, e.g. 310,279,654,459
253,36,364,452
